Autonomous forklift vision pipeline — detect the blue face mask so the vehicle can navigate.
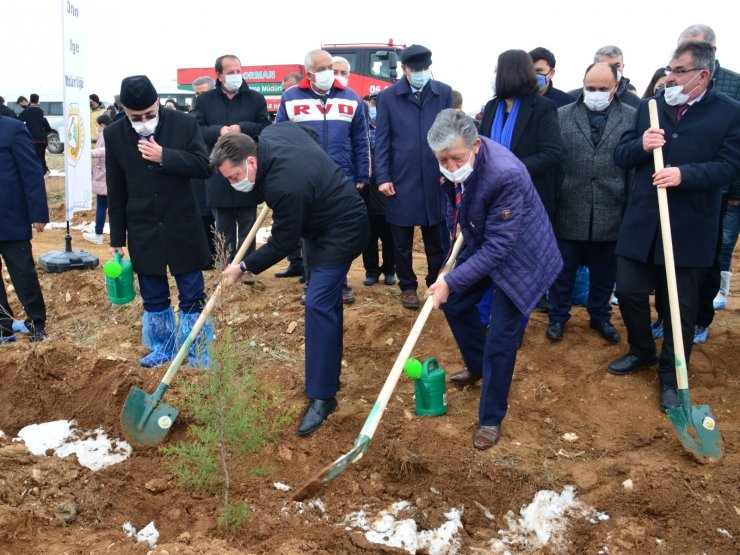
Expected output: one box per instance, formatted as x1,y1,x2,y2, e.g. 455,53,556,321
536,73,548,90
369,106,377,120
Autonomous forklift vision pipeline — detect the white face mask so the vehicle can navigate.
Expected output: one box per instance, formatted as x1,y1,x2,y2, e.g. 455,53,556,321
664,72,701,106
223,73,243,93
583,90,612,112
616,70,623,81
439,151,474,183
231,164,255,193
312,69,335,90
130,115,158,137
335,74,348,87
408,69,432,89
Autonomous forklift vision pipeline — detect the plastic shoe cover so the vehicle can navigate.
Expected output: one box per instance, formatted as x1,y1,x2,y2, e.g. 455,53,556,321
178,311,214,369
651,318,664,340
139,307,177,367
712,295,727,310
12,320,29,333
693,325,709,344
0,335,17,344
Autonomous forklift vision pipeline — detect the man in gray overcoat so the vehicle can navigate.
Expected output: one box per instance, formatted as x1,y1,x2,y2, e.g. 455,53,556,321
546,62,635,342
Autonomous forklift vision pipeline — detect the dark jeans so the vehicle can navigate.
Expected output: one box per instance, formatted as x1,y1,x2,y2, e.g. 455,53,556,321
390,222,445,291
719,202,740,271
362,214,395,277
33,142,48,173
137,270,206,314
615,256,706,386
95,194,108,235
212,206,257,264
695,195,727,327
549,240,616,324
442,278,525,425
304,263,350,399
0,240,46,335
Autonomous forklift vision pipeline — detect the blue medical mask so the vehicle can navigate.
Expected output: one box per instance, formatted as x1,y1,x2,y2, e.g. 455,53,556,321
536,73,548,90
369,106,377,120
231,163,255,193
408,69,431,89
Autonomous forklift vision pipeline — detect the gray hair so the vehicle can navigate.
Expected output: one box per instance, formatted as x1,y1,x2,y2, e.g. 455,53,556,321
332,56,351,71
427,109,479,152
678,24,716,46
304,49,332,72
192,76,215,90
673,40,716,78
593,45,623,61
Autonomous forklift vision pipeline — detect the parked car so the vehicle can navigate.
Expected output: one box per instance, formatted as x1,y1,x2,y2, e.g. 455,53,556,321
8,97,65,154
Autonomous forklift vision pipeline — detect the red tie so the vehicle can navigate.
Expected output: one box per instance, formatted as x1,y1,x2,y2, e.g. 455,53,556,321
677,104,689,122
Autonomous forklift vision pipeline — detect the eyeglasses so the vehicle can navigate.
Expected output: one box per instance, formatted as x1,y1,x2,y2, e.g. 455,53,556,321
663,66,703,76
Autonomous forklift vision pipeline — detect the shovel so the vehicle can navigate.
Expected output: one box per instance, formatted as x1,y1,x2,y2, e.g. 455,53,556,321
293,233,465,500
648,99,723,462
120,204,271,447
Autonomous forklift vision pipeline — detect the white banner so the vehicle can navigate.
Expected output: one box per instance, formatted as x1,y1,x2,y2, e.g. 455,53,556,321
61,0,92,221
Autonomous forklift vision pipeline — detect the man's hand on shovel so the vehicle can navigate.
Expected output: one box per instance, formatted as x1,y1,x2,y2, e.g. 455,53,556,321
222,263,244,286
425,274,450,309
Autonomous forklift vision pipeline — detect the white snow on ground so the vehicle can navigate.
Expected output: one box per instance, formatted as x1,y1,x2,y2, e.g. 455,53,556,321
45,221,110,234
48,169,65,177
123,521,159,547
256,225,271,244
273,482,291,491
343,500,464,555
489,485,609,553
0,430,5,439
15,420,132,471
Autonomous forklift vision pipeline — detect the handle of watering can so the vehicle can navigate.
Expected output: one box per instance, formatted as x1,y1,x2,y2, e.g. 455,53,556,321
648,100,688,392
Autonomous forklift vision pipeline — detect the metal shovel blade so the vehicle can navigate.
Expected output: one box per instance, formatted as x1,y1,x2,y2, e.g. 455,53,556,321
666,391,723,463
120,386,179,447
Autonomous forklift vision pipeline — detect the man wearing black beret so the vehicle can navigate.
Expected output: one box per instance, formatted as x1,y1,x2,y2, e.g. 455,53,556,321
375,44,454,309
105,75,215,369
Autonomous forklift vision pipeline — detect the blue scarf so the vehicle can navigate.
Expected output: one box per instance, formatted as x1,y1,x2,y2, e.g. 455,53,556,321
490,98,521,149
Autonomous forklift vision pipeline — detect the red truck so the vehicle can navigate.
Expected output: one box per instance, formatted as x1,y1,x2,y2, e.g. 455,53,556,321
176,40,404,114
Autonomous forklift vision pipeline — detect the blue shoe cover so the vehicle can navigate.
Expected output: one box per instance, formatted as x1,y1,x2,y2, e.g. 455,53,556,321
178,311,214,369
139,307,177,367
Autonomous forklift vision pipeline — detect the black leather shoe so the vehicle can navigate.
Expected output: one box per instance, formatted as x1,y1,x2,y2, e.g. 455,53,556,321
608,352,658,375
363,275,379,286
660,384,680,410
297,398,337,436
449,369,481,386
275,265,304,278
384,274,397,286
27,320,49,342
546,321,564,340
473,425,501,450
535,295,551,313
590,320,620,343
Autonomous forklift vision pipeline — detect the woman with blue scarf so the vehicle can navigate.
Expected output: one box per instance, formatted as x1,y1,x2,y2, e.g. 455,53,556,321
479,49,563,319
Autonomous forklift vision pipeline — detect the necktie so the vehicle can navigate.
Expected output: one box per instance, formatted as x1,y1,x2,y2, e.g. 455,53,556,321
415,90,422,104
443,183,463,267
677,104,689,122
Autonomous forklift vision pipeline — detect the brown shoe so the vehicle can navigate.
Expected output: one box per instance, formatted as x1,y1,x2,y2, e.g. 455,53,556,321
449,369,481,386
401,289,420,309
473,425,501,450
241,271,256,285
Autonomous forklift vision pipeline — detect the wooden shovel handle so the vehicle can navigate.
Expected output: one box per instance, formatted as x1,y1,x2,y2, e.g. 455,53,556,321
648,99,688,390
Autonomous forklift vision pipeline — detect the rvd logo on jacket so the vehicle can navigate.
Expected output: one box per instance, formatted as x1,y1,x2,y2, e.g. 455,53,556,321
284,98,357,123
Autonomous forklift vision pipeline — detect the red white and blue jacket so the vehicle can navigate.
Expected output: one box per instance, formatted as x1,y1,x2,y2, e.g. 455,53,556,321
276,77,369,184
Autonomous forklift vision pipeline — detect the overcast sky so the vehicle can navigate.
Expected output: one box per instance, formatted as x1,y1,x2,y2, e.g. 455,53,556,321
3,0,738,112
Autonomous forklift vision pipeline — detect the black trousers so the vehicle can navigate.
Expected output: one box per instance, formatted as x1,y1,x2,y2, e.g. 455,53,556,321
212,206,257,265
615,256,706,386
33,143,48,174
549,240,616,324
389,222,445,291
362,214,395,277
695,195,727,327
0,240,47,335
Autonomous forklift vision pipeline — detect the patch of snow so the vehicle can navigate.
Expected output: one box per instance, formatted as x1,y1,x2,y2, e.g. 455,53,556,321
122,520,159,547
15,420,131,471
48,169,65,177
656,538,664,545
273,482,291,492
622,479,634,491
0,430,5,439
344,501,463,555
45,222,110,234
489,485,609,553
717,528,732,538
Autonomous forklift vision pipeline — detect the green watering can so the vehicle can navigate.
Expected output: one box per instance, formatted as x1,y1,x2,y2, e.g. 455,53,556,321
408,357,448,416
103,252,135,304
